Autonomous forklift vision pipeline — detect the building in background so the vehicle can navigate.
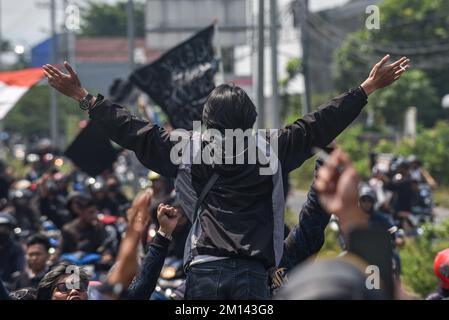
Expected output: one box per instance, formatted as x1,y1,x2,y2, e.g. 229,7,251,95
31,36,163,95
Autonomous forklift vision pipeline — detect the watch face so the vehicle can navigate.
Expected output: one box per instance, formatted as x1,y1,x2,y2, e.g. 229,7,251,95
80,95,92,109
81,99,90,109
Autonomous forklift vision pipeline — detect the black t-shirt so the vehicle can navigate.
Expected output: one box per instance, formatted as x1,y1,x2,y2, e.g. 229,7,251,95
61,219,108,253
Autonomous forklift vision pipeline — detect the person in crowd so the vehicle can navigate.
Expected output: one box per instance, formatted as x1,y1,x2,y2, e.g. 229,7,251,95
408,155,437,189
126,202,180,300
36,262,89,300
106,175,129,214
129,156,335,300
11,234,51,290
89,178,118,216
276,149,397,300
7,180,41,233
43,54,410,300
87,189,180,300
426,248,449,300
359,184,398,234
358,184,403,275
0,212,26,290
383,159,414,215
60,194,113,261
53,172,69,198
0,160,13,200
38,173,71,229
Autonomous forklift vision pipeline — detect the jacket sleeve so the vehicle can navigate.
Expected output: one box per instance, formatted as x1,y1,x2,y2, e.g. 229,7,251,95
88,99,178,178
126,233,170,300
279,159,330,271
277,87,368,173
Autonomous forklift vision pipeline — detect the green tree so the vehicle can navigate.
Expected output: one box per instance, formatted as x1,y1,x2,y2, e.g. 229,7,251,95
334,0,449,127
3,85,85,145
400,218,449,298
368,70,439,127
80,0,145,37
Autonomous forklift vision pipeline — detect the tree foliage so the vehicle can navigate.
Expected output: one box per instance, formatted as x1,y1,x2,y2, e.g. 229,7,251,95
333,0,449,127
80,0,145,37
3,85,85,144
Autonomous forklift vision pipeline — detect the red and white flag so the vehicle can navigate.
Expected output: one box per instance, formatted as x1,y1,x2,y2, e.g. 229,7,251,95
0,68,44,119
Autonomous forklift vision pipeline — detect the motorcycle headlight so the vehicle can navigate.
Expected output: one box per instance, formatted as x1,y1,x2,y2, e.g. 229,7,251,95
161,266,177,279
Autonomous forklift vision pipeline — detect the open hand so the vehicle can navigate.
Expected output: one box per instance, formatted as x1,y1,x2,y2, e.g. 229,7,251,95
361,55,410,95
43,61,88,101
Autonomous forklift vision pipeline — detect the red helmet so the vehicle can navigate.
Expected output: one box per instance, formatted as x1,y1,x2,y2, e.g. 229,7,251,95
434,248,449,289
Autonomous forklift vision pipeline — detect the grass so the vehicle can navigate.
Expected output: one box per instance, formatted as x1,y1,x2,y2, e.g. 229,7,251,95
434,187,449,209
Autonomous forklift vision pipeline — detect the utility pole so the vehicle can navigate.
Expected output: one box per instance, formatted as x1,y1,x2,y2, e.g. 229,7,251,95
63,0,76,68
127,0,135,72
269,0,280,128
50,0,59,148
298,0,311,115
257,0,265,129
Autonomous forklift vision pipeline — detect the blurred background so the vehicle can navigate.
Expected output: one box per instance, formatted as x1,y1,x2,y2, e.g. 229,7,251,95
1,0,449,298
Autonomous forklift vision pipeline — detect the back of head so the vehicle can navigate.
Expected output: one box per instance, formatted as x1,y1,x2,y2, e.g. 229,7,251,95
202,84,257,132
276,257,388,300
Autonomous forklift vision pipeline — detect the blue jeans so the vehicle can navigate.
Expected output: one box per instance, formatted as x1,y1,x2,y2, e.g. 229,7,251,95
185,258,270,300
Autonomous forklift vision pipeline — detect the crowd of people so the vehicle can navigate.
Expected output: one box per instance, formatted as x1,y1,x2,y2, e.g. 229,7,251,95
0,54,448,301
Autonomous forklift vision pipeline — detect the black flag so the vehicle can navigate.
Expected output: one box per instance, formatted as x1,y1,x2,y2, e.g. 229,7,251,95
130,24,218,130
64,121,119,177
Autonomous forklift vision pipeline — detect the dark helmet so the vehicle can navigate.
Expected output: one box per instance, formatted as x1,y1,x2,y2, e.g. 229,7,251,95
359,184,376,202
0,212,17,228
9,187,33,202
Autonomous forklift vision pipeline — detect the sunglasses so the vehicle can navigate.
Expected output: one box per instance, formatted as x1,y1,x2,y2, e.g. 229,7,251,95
54,282,88,294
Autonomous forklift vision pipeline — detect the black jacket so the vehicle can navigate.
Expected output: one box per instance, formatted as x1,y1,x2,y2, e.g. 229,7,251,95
89,87,367,270
127,233,170,300
126,160,329,300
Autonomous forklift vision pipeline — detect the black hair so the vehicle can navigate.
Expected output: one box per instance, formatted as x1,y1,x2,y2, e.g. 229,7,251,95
26,233,51,251
202,84,257,132
36,262,89,300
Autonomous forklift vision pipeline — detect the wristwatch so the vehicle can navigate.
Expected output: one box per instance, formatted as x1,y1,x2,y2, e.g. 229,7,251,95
157,230,173,241
79,93,94,110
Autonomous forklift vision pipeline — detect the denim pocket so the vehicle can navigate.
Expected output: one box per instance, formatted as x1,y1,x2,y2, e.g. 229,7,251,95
185,266,221,300
247,270,270,300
